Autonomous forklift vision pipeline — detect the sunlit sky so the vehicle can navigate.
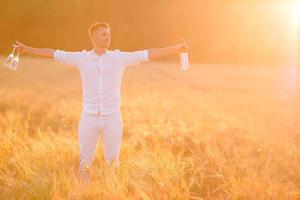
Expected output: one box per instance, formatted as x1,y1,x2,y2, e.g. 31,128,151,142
1,1,300,68
286,2,300,95
291,3,300,26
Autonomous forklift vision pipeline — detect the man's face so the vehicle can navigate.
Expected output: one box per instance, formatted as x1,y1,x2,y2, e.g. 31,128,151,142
91,27,111,48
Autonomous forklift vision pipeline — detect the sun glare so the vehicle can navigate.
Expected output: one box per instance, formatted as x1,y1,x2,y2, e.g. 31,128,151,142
291,3,300,27
285,2,299,96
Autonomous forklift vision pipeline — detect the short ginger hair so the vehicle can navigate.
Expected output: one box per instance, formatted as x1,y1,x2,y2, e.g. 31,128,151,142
88,22,111,37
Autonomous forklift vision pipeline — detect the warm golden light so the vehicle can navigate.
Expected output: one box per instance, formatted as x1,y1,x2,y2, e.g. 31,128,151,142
1,2,300,199
291,3,300,27
287,2,299,96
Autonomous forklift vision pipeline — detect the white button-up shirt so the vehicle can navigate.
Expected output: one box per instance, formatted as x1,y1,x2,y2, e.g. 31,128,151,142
54,48,149,115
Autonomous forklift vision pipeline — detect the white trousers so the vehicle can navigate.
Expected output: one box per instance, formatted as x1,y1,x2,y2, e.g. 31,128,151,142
77,109,123,169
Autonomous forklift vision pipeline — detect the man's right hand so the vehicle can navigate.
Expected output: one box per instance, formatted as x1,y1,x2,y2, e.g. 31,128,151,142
13,40,27,54
12,41,55,58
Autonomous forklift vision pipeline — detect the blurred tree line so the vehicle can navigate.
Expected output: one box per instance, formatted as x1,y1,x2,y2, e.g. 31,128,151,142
0,0,298,66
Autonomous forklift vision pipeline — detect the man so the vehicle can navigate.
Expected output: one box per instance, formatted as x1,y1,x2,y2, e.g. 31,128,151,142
13,22,188,184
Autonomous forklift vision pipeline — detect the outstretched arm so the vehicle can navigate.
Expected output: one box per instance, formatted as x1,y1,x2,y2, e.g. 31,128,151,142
148,42,188,60
13,40,55,58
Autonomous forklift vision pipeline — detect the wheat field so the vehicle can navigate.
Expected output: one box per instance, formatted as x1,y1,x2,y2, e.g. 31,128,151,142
0,56,299,199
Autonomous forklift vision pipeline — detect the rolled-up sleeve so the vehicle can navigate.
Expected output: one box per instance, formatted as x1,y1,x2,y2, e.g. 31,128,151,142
53,50,83,67
115,49,150,67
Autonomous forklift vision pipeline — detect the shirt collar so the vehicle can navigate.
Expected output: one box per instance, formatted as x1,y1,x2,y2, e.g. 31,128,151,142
91,49,110,59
